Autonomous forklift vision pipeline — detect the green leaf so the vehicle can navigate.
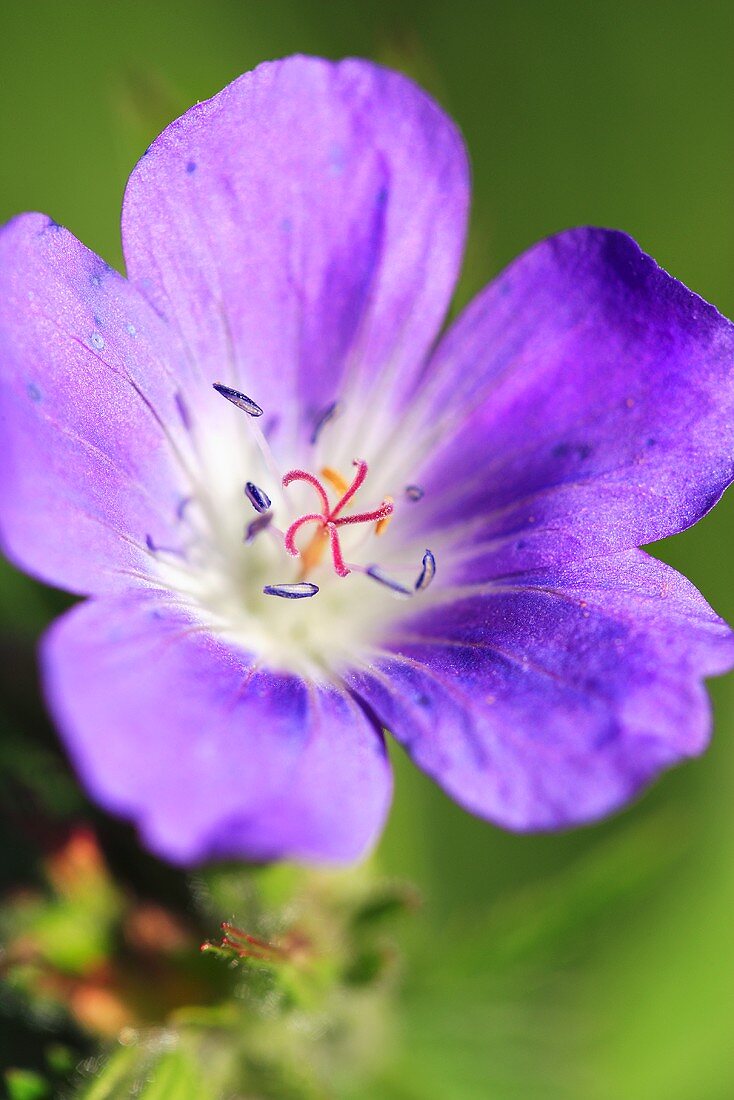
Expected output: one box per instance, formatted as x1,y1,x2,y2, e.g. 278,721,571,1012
75,1041,213,1100
4,1069,51,1100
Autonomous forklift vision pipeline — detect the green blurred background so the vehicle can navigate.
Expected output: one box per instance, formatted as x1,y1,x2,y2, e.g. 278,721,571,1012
2,2,734,1097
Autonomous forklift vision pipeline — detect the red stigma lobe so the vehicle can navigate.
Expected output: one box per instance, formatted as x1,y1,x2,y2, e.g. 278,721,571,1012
282,459,394,577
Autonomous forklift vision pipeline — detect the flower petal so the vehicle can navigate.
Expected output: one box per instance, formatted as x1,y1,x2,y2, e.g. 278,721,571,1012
42,593,392,864
121,56,469,454
0,214,192,595
346,551,734,831
401,229,734,581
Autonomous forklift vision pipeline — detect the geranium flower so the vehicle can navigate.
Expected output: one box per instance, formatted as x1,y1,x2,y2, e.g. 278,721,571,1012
1,56,733,864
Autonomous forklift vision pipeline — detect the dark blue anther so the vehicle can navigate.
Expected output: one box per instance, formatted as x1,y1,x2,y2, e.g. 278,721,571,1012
405,484,424,502
263,582,319,599
245,481,271,514
415,549,436,591
244,513,273,544
366,566,413,598
213,382,263,417
310,400,340,444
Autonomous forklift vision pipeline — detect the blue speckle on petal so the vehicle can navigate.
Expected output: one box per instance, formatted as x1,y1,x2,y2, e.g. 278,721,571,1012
186,161,197,174
90,332,105,351
37,218,61,237
27,382,42,403
552,441,593,461
126,322,137,337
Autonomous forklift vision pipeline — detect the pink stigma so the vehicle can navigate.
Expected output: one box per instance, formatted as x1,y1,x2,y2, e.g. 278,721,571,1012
282,459,394,577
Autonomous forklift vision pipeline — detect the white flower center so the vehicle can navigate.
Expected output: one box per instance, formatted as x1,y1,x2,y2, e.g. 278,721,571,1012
145,387,435,679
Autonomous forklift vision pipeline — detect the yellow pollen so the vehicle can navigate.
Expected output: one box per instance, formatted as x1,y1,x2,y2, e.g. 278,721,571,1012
375,497,394,536
321,467,350,496
297,525,330,580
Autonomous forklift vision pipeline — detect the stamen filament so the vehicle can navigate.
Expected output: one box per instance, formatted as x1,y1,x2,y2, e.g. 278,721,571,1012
247,418,287,498
213,383,284,499
365,565,413,597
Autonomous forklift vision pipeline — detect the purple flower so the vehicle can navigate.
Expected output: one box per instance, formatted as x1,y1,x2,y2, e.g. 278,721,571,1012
1,56,734,865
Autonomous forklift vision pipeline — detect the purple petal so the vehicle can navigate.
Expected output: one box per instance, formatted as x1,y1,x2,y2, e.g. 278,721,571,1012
346,551,734,831
0,214,191,595
121,56,469,448
404,229,734,581
42,593,392,864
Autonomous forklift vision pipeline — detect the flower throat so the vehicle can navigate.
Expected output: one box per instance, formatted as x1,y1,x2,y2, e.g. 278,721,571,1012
212,383,435,600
